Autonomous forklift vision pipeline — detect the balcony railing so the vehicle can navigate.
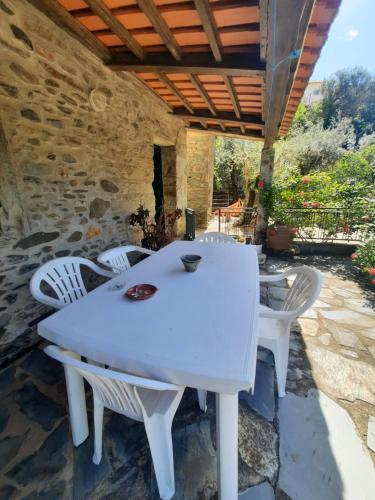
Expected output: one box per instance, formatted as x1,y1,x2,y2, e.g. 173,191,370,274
214,206,374,243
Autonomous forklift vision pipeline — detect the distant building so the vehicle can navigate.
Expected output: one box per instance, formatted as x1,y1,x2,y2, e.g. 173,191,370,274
302,81,323,106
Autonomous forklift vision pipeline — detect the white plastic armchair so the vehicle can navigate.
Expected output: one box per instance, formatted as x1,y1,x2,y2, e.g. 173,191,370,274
45,345,184,500
98,245,155,273
195,232,236,244
30,257,115,309
197,266,322,412
258,266,322,397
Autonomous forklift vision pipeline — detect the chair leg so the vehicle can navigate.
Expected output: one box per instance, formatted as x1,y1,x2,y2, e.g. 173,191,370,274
197,389,207,412
64,364,89,447
92,392,104,465
143,416,175,500
273,336,290,398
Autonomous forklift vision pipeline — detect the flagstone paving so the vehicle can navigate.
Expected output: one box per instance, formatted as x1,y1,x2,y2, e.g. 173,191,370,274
0,254,374,499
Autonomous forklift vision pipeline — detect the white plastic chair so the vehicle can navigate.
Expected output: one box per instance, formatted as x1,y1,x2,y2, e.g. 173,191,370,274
98,245,155,273
45,345,185,500
197,266,322,411
195,232,236,244
257,266,322,397
30,257,115,309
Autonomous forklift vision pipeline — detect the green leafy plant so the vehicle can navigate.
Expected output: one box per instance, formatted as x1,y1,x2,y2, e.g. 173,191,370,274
129,204,182,250
351,239,375,286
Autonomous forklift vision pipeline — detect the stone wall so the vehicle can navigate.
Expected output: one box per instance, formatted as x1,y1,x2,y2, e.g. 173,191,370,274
186,131,215,228
0,0,187,365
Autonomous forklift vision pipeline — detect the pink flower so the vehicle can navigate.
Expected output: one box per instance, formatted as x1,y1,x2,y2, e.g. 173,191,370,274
312,202,320,208
258,181,264,188
303,202,309,207
299,191,305,197
371,278,375,286
302,176,311,184
351,253,358,260
368,268,375,276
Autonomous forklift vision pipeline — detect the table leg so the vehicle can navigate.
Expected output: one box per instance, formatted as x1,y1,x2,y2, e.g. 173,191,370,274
64,364,88,446
216,392,238,500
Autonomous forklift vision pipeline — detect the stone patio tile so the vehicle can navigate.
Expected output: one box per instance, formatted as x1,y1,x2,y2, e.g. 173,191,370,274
240,361,275,422
300,309,317,319
367,416,375,452
331,286,361,298
269,286,288,301
14,382,65,431
239,481,274,500
325,323,366,350
307,345,375,405
19,348,64,386
298,319,319,337
238,405,278,484
0,405,9,433
0,366,16,395
318,333,332,346
6,420,68,486
312,299,331,309
340,349,359,359
320,310,375,328
345,298,375,315
279,390,375,500
361,329,375,341
0,431,28,471
173,420,217,499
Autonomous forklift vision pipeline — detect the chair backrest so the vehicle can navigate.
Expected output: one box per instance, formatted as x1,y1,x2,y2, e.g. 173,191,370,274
45,345,181,421
282,266,322,317
195,232,236,244
30,257,114,309
98,245,154,273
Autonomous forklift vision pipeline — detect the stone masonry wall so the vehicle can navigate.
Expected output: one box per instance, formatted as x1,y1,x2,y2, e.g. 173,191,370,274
0,0,187,365
186,131,214,228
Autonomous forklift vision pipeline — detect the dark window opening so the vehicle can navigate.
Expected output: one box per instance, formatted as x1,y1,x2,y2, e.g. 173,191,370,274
152,145,164,224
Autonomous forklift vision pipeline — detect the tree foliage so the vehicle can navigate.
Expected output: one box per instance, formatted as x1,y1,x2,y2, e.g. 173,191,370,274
322,67,375,142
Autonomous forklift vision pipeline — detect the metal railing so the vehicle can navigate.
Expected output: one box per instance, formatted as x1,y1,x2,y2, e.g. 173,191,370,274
184,208,195,241
217,207,257,241
214,206,374,243
278,207,373,243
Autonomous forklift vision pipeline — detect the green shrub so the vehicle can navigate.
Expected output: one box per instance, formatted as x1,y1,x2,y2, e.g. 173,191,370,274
351,239,375,285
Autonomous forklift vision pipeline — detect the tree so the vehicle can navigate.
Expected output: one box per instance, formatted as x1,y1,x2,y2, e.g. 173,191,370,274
214,137,261,200
322,67,375,142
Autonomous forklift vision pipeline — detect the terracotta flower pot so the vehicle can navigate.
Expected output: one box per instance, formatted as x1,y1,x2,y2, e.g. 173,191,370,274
267,225,295,251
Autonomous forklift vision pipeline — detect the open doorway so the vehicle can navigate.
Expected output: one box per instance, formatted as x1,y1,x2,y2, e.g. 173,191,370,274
152,145,164,224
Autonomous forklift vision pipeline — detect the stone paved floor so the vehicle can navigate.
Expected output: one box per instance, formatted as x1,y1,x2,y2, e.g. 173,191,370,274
0,255,374,499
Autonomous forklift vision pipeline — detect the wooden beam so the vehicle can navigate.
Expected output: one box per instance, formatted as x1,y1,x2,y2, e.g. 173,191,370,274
84,0,145,60
188,75,217,116
259,0,268,62
71,1,256,19
223,75,241,119
131,73,173,112
219,122,226,132
136,0,182,61
193,0,222,62
108,52,266,77
187,124,263,141
158,74,195,114
262,0,314,146
173,108,264,128
27,0,111,61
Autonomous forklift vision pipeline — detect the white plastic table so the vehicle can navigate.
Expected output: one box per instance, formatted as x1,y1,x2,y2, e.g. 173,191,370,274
38,240,259,499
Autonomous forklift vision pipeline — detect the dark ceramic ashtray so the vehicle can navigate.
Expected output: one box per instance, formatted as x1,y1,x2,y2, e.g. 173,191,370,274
181,254,202,272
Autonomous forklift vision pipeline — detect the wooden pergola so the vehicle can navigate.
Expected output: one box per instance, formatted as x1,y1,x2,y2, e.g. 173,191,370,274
29,0,341,238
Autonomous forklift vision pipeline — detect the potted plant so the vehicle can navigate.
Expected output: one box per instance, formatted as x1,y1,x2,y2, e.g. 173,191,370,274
267,222,297,251
129,204,182,251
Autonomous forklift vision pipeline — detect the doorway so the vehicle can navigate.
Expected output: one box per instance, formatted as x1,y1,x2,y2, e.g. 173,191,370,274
152,145,164,223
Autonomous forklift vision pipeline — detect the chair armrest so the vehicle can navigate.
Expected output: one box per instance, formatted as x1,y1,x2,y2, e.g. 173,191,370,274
259,272,288,283
259,305,295,321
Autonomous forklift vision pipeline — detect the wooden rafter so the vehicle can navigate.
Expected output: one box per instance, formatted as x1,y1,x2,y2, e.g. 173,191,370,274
136,0,182,61
187,123,263,141
109,53,265,77
71,1,256,19
27,0,110,61
173,109,264,128
188,75,217,116
223,76,241,119
262,0,314,146
84,0,145,60
158,74,195,114
193,0,223,62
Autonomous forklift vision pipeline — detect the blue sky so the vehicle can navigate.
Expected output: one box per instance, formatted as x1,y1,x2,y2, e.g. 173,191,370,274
311,0,375,80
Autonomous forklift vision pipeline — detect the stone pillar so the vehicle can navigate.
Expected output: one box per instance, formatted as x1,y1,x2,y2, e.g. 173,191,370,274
255,146,275,243
186,131,215,229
